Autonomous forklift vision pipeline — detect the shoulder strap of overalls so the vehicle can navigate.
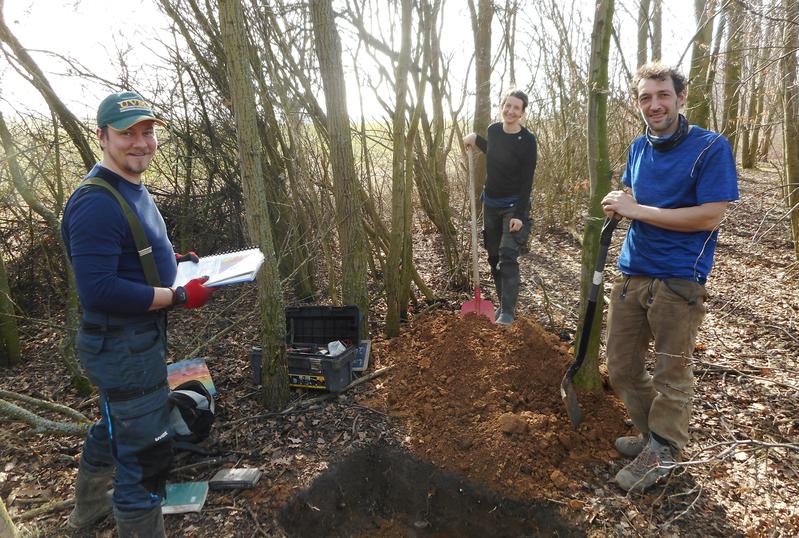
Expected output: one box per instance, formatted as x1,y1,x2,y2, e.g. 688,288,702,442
81,177,162,287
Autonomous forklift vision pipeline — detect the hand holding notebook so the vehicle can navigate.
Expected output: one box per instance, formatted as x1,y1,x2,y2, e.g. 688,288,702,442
173,247,265,287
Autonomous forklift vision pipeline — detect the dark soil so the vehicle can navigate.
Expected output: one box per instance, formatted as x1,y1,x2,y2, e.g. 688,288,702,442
281,443,580,537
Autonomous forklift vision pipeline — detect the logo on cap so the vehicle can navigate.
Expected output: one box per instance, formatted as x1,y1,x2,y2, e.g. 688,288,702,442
117,99,151,113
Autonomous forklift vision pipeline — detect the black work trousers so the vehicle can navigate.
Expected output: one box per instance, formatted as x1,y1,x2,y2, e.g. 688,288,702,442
483,205,530,314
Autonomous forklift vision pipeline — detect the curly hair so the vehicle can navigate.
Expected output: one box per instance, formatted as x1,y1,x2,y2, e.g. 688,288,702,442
630,62,687,98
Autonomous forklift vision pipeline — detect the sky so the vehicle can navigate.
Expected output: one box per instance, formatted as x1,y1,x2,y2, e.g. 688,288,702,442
0,0,163,119
0,0,699,121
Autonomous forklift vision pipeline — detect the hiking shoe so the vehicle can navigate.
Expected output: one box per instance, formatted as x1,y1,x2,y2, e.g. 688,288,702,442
496,312,514,325
614,434,646,458
614,435,676,492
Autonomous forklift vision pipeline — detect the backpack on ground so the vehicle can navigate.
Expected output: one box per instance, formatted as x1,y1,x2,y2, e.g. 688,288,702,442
168,380,216,451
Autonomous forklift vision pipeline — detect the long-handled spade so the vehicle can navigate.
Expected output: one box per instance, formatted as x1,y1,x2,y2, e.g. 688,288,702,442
560,216,619,429
460,146,495,321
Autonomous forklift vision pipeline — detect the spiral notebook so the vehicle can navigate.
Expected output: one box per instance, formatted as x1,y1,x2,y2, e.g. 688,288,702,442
174,247,265,288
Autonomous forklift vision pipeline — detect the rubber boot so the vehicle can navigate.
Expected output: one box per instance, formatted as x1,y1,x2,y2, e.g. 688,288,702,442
114,506,166,538
492,269,503,320
67,459,114,529
497,273,520,325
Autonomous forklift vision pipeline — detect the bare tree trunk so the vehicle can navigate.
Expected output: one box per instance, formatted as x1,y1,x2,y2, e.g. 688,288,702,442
575,0,614,392
707,9,726,131
637,0,651,67
652,0,662,60
757,90,778,161
745,13,775,166
0,248,19,367
503,0,519,86
782,0,799,259
310,0,370,338
468,0,494,196
740,17,763,169
721,0,744,157
686,0,715,127
218,0,288,410
385,0,413,337
0,494,19,538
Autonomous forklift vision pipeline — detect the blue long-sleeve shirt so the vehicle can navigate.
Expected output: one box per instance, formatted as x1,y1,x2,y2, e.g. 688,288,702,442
61,164,177,314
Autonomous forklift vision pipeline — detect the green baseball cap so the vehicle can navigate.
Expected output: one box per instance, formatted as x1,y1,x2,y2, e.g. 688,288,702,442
96,91,167,130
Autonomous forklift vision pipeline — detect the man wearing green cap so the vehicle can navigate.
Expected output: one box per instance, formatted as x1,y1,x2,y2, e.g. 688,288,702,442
61,91,215,537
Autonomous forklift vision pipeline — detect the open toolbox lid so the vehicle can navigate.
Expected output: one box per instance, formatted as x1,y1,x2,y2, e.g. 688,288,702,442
285,305,361,348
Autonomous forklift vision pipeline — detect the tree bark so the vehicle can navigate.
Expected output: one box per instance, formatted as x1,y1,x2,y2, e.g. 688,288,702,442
0,388,91,423
385,0,414,337
745,39,769,167
757,90,777,161
706,8,726,131
218,0,288,410
575,0,614,392
0,389,91,436
0,494,19,538
0,248,20,368
721,0,744,157
740,18,764,169
468,0,494,197
503,0,519,86
686,0,715,127
782,0,799,259
310,0,370,338
637,0,651,67
652,0,662,60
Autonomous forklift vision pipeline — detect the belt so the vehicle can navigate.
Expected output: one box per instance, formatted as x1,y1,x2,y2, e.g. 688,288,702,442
80,320,159,336
81,310,164,335
104,380,168,402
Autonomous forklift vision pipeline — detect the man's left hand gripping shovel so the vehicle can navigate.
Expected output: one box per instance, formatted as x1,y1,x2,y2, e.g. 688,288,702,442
560,216,619,430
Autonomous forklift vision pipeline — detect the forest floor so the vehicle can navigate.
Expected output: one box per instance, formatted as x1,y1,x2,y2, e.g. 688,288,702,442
1,165,798,537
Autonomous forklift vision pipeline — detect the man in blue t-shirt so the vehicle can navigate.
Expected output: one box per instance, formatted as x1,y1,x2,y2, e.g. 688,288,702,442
600,63,739,493
62,92,216,536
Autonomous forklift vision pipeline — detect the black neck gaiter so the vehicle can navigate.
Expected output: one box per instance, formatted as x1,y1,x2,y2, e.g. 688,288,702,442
646,114,690,152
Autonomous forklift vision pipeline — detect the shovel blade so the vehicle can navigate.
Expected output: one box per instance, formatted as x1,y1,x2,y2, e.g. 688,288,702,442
560,374,583,430
460,298,495,321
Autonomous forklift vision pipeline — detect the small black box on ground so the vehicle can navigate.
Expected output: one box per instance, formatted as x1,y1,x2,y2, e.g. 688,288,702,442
250,305,360,392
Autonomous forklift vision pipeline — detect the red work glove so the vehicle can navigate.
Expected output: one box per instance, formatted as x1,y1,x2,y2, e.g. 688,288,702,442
174,277,217,309
175,251,200,264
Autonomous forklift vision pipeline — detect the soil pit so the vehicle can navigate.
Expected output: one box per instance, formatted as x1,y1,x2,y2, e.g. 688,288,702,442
280,443,583,537
367,311,631,502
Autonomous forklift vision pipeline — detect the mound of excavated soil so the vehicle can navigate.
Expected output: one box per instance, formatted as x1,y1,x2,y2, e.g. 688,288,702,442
369,310,630,501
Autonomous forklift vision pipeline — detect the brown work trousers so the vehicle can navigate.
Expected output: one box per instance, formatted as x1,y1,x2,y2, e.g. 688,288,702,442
606,275,707,450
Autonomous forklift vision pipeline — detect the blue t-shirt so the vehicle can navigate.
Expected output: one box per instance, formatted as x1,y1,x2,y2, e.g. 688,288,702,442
61,164,178,314
619,126,739,283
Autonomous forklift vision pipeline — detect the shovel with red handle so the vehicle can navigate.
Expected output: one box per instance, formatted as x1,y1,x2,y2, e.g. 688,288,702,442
460,146,495,321
560,215,618,429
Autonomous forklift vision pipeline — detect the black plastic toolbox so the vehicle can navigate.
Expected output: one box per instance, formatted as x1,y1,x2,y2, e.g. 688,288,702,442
285,305,360,391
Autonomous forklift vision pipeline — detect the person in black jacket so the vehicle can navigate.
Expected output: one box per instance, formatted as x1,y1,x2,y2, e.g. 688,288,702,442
463,90,537,324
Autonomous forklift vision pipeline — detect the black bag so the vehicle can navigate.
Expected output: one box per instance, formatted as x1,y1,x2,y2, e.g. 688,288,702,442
168,380,215,446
